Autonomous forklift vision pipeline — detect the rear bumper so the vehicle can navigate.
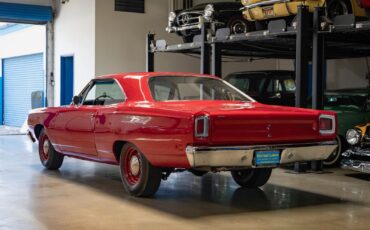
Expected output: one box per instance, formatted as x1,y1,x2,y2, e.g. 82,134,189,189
185,141,337,168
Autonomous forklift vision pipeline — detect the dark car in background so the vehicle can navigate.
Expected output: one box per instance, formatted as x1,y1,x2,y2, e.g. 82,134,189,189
225,71,296,107
342,123,370,174
226,70,370,166
166,2,252,43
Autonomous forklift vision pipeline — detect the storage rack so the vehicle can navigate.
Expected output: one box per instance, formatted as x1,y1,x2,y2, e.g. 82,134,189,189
146,6,370,172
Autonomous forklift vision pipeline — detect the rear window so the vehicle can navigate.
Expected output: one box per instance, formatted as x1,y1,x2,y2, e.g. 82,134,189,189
149,76,250,102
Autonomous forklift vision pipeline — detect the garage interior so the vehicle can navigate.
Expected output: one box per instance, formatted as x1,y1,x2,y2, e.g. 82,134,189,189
1,0,370,229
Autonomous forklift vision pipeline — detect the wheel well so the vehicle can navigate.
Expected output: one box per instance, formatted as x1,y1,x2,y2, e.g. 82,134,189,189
113,141,129,162
326,0,353,13
34,124,44,140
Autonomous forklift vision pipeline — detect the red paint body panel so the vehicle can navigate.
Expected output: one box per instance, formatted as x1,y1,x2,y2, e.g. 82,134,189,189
28,72,337,169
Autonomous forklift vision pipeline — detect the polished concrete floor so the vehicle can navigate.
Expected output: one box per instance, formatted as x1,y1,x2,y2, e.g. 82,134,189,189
1,135,370,230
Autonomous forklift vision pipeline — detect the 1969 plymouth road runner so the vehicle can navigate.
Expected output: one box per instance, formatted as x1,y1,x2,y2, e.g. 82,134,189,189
28,72,338,197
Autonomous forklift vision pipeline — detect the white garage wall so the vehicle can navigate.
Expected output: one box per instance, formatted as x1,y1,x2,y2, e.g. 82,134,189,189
95,0,199,75
0,25,45,74
95,0,277,78
326,59,368,89
54,0,96,106
277,59,369,90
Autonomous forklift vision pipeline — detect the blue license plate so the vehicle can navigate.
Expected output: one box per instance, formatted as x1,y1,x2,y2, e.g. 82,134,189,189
255,150,281,166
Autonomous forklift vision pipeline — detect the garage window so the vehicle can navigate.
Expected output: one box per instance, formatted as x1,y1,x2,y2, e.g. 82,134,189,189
115,0,145,13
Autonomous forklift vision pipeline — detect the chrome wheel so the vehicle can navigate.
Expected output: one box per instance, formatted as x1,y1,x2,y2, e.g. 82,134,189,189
231,19,247,34
122,146,142,186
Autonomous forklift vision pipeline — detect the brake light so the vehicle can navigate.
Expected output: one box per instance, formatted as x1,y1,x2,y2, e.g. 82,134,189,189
195,116,209,138
319,115,335,134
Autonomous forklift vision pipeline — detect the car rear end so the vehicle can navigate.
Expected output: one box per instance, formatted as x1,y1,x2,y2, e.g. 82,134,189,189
186,105,337,170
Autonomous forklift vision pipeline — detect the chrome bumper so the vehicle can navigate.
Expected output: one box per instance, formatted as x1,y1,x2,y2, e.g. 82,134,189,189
166,24,202,33
342,159,370,174
242,0,290,9
185,141,337,168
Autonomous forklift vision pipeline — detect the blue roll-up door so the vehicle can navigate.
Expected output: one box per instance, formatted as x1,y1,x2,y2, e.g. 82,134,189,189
0,2,53,24
3,53,44,127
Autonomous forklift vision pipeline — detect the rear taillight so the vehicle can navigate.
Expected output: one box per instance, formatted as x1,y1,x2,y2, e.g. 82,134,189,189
319,115,335,134
195,116,209,138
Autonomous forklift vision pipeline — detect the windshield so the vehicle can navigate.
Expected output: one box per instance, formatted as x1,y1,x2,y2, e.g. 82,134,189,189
149,76,251,102
324,94,367,111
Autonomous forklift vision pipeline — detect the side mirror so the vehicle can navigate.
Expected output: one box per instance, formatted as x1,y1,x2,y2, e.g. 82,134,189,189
72,96,81,105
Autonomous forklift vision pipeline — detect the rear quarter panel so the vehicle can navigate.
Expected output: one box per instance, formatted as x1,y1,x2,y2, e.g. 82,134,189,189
94,104,194,168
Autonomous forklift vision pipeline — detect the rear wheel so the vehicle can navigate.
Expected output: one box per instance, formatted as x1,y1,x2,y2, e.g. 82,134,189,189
327,0,352,19
38,129,64,170
119,143,162,197
231,168,272,188
323,135,344,167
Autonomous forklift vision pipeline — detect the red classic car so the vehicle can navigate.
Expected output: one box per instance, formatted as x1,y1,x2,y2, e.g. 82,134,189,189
28,72,338,197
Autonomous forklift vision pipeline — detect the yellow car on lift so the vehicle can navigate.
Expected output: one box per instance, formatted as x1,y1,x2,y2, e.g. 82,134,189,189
241,0,366,22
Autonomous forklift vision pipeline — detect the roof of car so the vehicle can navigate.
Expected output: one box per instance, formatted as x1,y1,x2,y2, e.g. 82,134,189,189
96,72,219,80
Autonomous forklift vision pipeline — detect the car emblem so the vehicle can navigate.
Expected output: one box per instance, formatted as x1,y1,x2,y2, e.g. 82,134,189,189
266,124,272,138
181,14,189,25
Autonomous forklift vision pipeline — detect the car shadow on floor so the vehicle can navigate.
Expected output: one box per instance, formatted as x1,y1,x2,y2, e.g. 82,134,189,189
345,173,370,182
34,161,354,219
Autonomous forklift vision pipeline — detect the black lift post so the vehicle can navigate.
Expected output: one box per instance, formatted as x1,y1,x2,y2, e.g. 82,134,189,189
294,5,311,173
201,22,211,74
311,7,326,172
211,42,222,77
312,7,325,110
146,33,155,72
295,5,310,108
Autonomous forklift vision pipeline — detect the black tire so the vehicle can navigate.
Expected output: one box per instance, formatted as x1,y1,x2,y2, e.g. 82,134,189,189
327,0,352,19
366,8,370,19
231,168,272,188
226,16,255,34
323,135,345,167
182,35,194,43
119,143,162,197
38,129,64,170
189,169,208,177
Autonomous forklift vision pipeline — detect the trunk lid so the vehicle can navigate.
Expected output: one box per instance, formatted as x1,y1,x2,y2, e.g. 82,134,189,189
154,101,333,145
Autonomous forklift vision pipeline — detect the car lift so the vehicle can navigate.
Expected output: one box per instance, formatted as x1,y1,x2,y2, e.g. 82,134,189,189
146,6,370,173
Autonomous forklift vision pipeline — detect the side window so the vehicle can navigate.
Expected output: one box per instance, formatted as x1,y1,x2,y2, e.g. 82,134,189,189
82,80,125,106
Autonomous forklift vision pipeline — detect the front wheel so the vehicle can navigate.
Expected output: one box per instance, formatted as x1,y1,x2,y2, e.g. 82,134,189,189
231,168,272,188
226,16,255,34
38,129,64,170
119,143,162,197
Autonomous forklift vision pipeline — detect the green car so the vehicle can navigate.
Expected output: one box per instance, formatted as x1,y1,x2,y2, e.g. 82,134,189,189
324,88,370,166
225,71,370,166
